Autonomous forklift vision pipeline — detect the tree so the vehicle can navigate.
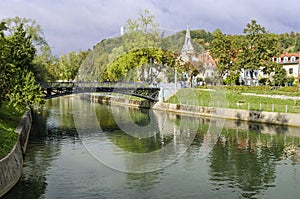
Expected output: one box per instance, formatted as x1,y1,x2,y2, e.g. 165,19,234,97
9,71,44,109
0,22,43,108
273,65,287,86
210,20,280,86
107,48,179,82
2,17,47,47
180,59,204,87
210,29,241,79
6,24,36,71
238,20,279,83
33,45,59,81
0,22,8,103
57,51,89,81
1,17,58,82
77,10,161,82
294,37,300,52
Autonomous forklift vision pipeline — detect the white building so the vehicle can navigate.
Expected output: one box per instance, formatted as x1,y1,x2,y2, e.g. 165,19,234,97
273,52,300,79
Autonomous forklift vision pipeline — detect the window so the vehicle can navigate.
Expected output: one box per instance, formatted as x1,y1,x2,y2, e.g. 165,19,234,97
291,56,296,62
284,56,288,63
289,68,293,75
277,57,281,63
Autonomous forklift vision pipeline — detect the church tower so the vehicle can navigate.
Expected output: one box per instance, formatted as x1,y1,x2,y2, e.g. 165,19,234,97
181,25,195,55
181,25,198,62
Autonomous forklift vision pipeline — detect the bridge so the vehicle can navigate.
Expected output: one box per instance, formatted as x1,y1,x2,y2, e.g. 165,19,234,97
38,82,161,102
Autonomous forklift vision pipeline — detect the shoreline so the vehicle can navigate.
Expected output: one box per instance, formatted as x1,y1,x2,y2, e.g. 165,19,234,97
82,93,300,127
0,109,32,198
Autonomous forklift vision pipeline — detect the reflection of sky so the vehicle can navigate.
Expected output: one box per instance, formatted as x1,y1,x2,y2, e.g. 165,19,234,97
76,103,199,173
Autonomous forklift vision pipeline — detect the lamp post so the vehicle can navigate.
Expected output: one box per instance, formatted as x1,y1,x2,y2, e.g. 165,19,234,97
175,68,177,91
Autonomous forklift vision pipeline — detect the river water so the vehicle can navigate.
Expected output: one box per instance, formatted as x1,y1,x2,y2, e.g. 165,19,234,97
3,96,300,199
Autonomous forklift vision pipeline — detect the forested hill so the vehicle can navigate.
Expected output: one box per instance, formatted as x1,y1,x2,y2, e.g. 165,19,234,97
77,29,211,82
77,28,300,82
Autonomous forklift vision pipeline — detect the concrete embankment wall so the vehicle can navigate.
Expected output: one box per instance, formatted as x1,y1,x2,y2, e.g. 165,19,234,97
0,109,32,198
153,102,300,127
82,94,300,127
81,94,153,109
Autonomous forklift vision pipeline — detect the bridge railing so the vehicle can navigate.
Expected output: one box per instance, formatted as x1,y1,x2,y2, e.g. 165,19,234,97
38,81,157,89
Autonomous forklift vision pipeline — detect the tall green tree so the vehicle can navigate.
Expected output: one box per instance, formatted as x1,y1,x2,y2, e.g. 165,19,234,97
33,45,59,81
0,22,8,102
2,17,47,47
1,17,57,82
210,20,280,85
210,29,241,79
57,51,89,81
238,20,279,82
0,22,43,108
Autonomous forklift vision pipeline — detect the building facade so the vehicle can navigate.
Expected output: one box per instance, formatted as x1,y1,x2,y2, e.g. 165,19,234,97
273,52,300,79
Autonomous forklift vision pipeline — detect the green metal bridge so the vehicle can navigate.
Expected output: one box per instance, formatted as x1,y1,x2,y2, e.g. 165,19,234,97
38,82,161,102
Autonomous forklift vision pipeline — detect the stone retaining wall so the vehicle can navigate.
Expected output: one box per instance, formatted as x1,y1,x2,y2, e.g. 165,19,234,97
0,109,32,198
82,94,153,109
153,102,300,127
82,94,300,127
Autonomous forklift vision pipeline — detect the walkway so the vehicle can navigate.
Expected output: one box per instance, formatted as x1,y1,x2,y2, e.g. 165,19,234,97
241,93,300,100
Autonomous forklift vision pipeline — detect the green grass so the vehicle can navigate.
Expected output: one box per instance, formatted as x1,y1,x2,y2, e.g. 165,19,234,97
0,101,25,159
166,87,300,113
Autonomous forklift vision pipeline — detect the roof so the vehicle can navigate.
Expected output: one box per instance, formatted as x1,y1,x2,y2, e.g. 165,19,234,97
278,52,300,58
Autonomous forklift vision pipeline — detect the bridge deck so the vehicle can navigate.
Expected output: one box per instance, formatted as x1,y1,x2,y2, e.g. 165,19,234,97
39,82,160,102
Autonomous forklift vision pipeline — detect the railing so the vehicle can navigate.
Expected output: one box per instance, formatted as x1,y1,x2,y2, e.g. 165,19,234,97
38,81,155,89
38,81,160,101
172,99,300,114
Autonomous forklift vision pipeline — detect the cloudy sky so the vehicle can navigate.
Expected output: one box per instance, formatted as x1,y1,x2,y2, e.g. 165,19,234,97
1,0,300,55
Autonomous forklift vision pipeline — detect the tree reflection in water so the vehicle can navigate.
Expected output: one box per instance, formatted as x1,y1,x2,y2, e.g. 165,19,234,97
208,128,300,198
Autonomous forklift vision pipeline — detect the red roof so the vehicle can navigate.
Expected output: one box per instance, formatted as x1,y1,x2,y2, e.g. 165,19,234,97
279,52,300,58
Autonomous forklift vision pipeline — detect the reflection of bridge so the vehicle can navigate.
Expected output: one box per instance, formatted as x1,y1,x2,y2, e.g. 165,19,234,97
39,82,160,101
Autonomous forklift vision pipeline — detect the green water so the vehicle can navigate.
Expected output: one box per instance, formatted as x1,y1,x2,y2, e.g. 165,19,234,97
3,96,300,199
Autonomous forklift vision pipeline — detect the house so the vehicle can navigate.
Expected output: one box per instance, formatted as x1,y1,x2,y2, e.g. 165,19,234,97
197,51,216,78
273,52,300,79
237,52,300,86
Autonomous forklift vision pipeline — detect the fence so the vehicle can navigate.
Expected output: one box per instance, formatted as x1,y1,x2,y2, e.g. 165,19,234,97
172,99,300,114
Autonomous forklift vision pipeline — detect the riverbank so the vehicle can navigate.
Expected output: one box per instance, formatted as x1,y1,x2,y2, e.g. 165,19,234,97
80,94,153,109
0,109,32,198
153,102,300,127
84,93,300,127
167,88,300,113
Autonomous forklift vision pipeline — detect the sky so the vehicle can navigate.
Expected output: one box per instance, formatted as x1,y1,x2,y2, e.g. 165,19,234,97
1,0,300,55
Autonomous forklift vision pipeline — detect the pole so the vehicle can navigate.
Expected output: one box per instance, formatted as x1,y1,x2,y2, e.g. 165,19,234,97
175,68,177,91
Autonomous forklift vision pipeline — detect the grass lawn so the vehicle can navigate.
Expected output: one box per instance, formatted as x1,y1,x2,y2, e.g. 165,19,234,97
166,86,300,113
0,101,25,159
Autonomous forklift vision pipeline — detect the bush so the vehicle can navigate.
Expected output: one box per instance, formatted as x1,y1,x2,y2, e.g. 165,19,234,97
278,86,298,92
259,78,271,85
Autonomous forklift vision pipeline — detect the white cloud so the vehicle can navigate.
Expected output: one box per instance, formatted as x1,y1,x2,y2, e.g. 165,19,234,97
1,0,300,55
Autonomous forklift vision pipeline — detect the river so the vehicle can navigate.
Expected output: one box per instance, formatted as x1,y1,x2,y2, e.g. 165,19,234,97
3,96,300,199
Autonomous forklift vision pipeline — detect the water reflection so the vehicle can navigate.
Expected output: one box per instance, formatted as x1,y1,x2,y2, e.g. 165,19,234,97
72,96,199,173
208,128,300,198
4,96,300,199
